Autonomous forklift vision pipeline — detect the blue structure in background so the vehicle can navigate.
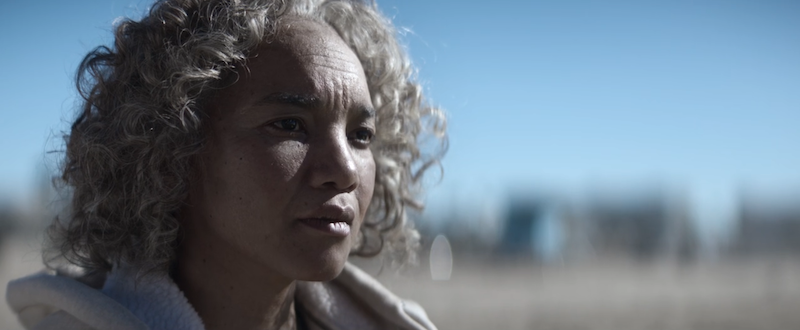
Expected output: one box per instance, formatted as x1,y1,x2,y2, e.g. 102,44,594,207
498,197,563,261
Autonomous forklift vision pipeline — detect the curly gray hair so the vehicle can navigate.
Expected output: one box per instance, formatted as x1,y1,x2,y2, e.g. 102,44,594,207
50,0,446,274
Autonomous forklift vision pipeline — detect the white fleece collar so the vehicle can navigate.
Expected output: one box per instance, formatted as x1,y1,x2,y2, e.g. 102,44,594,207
7,263,437,330
101,265,205,330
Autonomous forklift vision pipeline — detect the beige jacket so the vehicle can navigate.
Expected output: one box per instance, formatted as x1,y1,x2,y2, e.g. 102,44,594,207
6,263,436,330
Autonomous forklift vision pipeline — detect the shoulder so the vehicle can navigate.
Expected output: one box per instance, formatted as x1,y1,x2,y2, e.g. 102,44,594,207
6,271,147,330
6,266,204,330
296,263,437,330
7,263,436,330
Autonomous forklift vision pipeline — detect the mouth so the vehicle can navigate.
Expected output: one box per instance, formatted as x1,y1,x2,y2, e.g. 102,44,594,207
296,203,356,237
298,218,351,237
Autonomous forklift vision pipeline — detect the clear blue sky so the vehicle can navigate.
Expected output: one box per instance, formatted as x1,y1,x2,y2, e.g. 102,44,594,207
1,0,798,237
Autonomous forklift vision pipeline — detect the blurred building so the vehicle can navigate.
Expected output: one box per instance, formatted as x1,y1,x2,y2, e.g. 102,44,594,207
497,196,562,260
495,188,698,263
575,191,696,261
731,193,800,256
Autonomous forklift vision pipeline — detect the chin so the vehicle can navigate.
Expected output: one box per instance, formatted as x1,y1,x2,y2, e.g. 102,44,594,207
297,263,346,282
286,246,350,282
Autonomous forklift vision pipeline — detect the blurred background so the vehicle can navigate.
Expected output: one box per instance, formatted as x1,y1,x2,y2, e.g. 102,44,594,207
1,0,799,329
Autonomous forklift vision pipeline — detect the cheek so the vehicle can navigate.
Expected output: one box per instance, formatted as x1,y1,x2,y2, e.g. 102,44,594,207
201,139,307,221
235,140,306,189
356,154,377,216
259,142,306,181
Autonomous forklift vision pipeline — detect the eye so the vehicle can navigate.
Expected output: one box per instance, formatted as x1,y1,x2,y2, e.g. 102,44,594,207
351,128,374,144
272,118,302,131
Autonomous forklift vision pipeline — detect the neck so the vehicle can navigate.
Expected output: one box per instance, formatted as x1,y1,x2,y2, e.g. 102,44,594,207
174,225,296,330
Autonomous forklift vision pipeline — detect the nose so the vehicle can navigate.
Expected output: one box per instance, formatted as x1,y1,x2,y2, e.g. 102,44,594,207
308,132,359,192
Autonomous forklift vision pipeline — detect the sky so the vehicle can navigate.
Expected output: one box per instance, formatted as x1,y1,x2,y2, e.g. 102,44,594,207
1,0,799,239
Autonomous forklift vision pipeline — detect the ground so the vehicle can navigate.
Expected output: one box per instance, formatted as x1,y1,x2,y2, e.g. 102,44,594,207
356,254,800,330
2,234,799,330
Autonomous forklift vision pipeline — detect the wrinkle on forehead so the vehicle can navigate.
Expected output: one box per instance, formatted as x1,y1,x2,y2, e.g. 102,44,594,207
241,18,370,112
269,18,359,72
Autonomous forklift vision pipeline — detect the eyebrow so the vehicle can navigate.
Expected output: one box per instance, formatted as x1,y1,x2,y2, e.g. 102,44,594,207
254,92,320,109
254,92,376,119
357,105,377,120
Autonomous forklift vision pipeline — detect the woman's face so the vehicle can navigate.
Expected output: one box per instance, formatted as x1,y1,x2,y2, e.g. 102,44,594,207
184,19,376,281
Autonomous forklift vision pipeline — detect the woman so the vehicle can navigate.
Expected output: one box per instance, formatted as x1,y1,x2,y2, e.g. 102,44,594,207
6,0,445,329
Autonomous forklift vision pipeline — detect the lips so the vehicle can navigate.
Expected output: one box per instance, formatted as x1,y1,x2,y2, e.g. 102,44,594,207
298,218,351,236
296,203,355,237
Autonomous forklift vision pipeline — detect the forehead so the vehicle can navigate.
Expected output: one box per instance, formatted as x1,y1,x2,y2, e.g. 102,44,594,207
250,18,366,91
207,18,370,116
271,17,353,59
